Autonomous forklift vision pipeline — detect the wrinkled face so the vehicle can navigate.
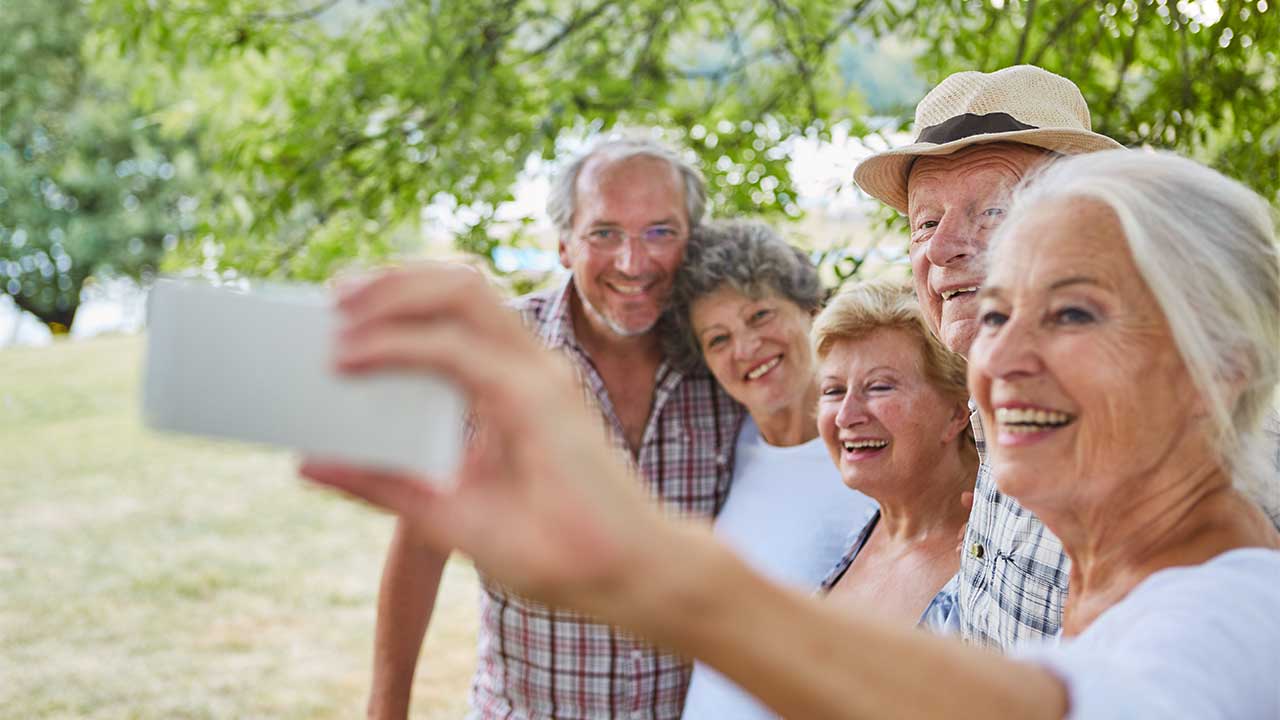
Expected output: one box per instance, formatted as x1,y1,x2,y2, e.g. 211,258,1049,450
816,328,968,499
559,155,689,338
968,198,1197,513
690,285,816,419
907,143,1050,357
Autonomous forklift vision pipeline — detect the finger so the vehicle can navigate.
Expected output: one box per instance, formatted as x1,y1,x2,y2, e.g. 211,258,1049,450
337,264,525,350
300,459,445,522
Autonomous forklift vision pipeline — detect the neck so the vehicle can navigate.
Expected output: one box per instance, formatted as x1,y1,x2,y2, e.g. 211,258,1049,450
1045,460,1273,595
569,291,663,366
1032,453,1280,634
753,381,820,447
874,446,976,543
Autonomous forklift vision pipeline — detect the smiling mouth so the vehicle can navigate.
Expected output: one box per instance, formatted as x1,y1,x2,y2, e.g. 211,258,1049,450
744,356,781,381
994,407,1075,433
940,286,980,301
606,281,653,297
841,439,888,452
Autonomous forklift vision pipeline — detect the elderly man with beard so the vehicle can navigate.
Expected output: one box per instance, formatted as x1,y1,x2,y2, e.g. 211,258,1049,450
366,137,743,720
852,65,1124,648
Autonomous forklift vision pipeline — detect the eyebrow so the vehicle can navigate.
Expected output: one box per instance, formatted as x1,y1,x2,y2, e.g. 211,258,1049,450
589,218,681,228
979,276,1102,300
1049,275,1101,290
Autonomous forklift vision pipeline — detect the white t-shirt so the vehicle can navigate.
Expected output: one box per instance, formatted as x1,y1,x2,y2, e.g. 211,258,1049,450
681,417,876,720
1020,548,1280,720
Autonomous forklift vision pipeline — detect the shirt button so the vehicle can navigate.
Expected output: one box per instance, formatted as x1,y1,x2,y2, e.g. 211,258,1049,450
969,543,985,559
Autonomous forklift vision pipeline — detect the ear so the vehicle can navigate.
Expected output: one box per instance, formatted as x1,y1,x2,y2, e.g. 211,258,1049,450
558,233,572,270
941,398,972,444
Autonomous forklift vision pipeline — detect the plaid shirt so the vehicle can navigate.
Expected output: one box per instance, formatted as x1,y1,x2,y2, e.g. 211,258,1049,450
468,278,744,720
957,408,1070,649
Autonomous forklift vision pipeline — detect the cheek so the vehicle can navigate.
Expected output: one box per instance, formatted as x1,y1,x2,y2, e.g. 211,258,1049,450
909,245,932,283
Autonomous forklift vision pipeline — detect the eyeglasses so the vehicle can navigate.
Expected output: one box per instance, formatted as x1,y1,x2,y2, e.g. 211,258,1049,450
579,224,686,253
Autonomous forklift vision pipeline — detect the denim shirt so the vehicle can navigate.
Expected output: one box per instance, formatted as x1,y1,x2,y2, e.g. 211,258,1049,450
818,506,961,634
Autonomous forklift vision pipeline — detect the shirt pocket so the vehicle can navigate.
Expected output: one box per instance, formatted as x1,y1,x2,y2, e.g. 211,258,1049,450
992,547,1069,644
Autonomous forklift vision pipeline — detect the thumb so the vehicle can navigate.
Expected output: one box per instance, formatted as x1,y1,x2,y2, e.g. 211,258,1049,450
300,459,449,526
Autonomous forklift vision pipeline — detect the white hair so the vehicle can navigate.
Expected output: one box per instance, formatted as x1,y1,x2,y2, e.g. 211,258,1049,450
546,134,708,235
996,149,1280,517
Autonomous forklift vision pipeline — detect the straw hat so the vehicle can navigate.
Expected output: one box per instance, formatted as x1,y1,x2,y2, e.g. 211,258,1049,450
853,65,1124,213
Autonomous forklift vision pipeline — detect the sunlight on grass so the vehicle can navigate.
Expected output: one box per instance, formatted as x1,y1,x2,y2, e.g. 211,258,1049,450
0,335,477,718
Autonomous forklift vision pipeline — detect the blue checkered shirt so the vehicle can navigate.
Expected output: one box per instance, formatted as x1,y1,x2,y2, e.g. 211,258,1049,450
958,408,1070,648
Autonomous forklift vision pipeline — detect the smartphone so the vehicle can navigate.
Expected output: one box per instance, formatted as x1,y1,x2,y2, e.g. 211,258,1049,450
142,278,465,484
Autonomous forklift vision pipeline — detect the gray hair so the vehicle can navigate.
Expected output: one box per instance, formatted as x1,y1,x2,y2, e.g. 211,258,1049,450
996,149,1280,517
665,219,823,371
546,135,708,235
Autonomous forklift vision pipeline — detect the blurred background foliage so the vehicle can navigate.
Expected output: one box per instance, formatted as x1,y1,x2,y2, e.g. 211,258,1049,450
1,0,1277,333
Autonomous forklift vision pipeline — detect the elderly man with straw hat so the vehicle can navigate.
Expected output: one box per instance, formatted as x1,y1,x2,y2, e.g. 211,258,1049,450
853,65,1123,649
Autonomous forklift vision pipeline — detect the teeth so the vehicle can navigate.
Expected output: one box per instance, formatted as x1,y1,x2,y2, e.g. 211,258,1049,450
994,407,1073,427
842,440,888,451
745,357,781,380
940,286,979,301
611,283,648,296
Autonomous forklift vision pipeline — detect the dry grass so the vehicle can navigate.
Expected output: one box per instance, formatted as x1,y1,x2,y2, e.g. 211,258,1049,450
0,334,478,718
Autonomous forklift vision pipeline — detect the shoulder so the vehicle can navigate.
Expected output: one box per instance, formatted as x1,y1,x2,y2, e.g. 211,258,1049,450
508,284,562,323
1023,549,1280,719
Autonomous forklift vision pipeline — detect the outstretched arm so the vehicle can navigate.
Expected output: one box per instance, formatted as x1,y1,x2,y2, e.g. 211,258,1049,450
367,521,448,720
301,263,1069,720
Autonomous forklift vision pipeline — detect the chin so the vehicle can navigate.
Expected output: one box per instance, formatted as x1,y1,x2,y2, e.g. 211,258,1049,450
991,463,1055,511
942,323,978,357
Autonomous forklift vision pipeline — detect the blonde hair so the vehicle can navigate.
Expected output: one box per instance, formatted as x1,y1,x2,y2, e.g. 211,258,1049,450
812,279,969,404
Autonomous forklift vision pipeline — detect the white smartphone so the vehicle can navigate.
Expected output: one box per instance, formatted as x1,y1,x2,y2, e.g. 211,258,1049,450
142,278,465,484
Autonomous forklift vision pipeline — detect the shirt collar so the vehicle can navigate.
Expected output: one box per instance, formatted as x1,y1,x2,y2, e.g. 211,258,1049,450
534,273,582,353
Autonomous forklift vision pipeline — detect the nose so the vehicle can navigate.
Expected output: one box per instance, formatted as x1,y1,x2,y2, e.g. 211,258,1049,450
835,393,870,428
925,210,983,269
613,235,651,276
731,329,762,363
970,312,1042,382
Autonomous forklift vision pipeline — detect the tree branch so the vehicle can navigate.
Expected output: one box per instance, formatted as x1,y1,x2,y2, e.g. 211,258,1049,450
525,0,616,58
1014,0,1038,64
1029,0,1092,66
247,0,342,24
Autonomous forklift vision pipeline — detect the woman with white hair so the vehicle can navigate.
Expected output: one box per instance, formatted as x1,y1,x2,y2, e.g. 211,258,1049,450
306,149,1280,718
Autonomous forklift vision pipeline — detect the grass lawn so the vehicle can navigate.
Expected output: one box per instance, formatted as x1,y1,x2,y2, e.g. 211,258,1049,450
0,334,478,719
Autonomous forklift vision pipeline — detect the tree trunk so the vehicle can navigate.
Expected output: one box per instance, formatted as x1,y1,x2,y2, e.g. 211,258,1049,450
8,291,79,336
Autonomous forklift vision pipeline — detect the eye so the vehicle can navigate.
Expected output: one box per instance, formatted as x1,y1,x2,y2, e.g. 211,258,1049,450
749,308,774,324
589,228,619,242
704,334,728,350
867,382,894,393
643,225,678,241
979,309,1009,327
981,207,1005,218
1053,306,1096,325
820,384,846,398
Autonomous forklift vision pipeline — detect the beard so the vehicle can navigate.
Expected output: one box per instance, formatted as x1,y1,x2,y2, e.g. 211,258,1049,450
574,282,659,338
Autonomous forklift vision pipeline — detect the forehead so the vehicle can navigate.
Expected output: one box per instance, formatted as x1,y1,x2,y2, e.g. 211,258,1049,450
690,284,783,324
989,197,1132,287
906,144,1047,212
575,154,683,207
820,327,924,374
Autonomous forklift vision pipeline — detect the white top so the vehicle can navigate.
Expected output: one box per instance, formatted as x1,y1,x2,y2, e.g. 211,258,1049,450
682,417,876,720
1019,548,1280,720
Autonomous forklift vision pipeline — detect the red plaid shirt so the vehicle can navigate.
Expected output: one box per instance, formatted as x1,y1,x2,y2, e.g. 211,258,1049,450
467,278,743,720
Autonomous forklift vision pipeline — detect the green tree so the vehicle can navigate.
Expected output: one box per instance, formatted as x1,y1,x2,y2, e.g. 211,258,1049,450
92,0,1280,288
904,0,1280,204
94,0,878,283
0,0,201,333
